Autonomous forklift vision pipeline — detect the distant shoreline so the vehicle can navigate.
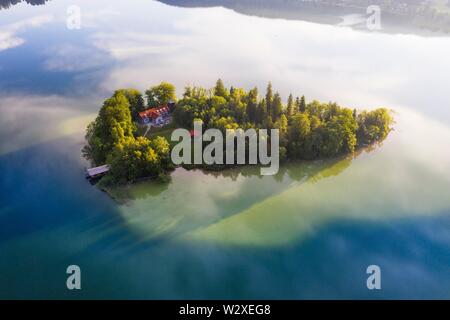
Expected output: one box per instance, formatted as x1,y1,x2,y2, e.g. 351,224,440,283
158,0,450,35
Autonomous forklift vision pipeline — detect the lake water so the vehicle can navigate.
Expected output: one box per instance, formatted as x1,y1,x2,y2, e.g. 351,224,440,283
1,0,449,299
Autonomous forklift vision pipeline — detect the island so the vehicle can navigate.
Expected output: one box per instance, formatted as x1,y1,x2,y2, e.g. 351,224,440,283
82,80,393,188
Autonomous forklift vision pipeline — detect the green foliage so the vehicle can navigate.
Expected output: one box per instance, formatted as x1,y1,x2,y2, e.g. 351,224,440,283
287,113,311,158
299,95,306,113
83,92,135,165
275,114,288,134
265,82,273,116
146,82,177,107
214,78,229,98
114,89,145,121
356,108,393,146
287,103,359,159
173,87,222,128
172,81,393,162
210,116,239,133
287,94,294,117
108,136,172,184
246,87,258,123
150,136,173,169
294,96,300,114
83,89,175,184
271,92,283,120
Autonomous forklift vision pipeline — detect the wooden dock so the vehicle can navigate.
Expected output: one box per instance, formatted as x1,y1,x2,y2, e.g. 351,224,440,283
86,164,110,179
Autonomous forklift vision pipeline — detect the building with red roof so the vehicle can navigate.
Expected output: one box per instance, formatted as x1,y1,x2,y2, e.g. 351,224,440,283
139,104,172,125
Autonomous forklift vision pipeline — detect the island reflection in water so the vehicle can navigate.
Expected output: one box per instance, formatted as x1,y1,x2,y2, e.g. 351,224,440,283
107,109,450,248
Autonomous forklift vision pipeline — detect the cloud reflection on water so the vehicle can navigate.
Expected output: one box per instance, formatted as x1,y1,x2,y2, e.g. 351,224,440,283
1,0,450,300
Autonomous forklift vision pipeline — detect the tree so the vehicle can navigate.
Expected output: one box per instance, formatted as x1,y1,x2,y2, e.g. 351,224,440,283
150,136,170,157
256,99,267,125
108,136,171,184
265,82,273,116
287,113,311,158
211,116,239,133
276,114,288,134
294,97,300,114
246,87,258,123
319,108,357,157
287,93,294,117
272,92,283,120
228,87,247,123
114,89,145,121
264,115,274,129
83,92,135,165
214,79,229,98
299,95,306,113
146,82,177,107
306,100,324,119
356,108,393,146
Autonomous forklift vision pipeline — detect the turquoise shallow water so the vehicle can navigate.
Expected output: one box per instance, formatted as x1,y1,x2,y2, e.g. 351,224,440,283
1,0,450,299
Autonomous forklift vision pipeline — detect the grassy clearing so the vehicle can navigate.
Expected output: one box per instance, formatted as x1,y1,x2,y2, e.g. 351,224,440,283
135,122,177,147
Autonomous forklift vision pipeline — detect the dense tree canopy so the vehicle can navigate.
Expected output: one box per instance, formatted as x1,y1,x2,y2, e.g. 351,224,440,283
82,92,136,165
173,79,393,161
83,90,173,184
108,136,172,184
145,82,177,107
356,109,393,146
214,79,229,98
114,89,145,121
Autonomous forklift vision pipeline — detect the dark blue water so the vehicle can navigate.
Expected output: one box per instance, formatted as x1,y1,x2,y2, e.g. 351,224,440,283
0,134,448,299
